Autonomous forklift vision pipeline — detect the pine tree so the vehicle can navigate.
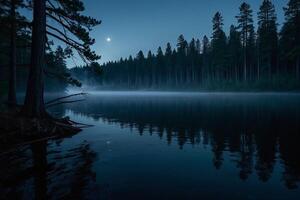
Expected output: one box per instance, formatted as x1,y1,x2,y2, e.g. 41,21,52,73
147,50,154,87
22,0,47,117
147,50,153,59
188,38,196,56
202,36,210,55
0,0,27,105
247,26,256,80
22,0,101,118
228,25,242,81
202,35,210,81
257,0,278,80
176,35,188,84
196,39,201,54
177,34,188,56
165,43,172,57
280,0,300,79
137,50,145,60
165,43,173,86
157,47,164,58
8,0,17,106
156,47,164,85
45,46,70,92
211,12,227,81
236,2,255,81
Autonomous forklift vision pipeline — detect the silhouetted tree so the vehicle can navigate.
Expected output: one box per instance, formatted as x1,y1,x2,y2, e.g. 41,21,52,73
211,12,227,81
236,2,255,82
257,0,278,80
202,35,210,82
0,0,27,105
22,0,47,117
177,34,188,55
228,25,242,82
22,0,101,118
280,0,300,79
8,0,17,105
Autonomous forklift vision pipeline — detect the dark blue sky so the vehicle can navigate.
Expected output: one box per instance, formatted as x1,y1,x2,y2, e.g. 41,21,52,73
82,0,287,65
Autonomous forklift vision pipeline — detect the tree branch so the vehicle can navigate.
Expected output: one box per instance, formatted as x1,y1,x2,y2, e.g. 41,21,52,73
46,24,85,48
46,31,83,51
46,92,87,105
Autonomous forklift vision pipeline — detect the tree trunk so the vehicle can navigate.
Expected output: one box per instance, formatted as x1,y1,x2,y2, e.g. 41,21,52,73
267,53,272,81
244,49,247,82
297,56,300,80
22,0,47,118
257,62,260,81
257,51,260,81
7,0,17,106
235,64,238,83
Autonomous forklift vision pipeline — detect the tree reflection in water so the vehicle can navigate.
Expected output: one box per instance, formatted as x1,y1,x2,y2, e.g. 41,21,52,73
0,139,99,199
1,93,300,199
66,93,300,189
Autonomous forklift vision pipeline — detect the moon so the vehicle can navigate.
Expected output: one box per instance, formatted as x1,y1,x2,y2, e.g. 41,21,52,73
106,37,111,42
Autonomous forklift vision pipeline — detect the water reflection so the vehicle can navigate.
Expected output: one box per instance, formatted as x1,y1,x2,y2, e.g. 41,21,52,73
66,93,300,189
1,93,300,199
0,140,99,199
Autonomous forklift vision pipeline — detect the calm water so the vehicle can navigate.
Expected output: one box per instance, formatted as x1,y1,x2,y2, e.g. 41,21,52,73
1,92,300,199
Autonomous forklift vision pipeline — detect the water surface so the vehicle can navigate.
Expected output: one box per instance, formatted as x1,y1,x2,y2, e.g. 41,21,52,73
1,92,300,199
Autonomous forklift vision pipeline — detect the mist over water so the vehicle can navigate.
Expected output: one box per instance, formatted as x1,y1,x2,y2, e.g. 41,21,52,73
66,87,300,96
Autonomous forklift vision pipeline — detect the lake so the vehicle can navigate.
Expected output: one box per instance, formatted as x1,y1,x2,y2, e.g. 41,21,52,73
1,92,300,199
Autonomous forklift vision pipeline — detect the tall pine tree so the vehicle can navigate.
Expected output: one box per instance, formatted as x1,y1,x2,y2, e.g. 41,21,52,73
228,25,242,82
211,12,227,81
257,0,278,80
280,0,300,79
22,0,101,118
236,2,255,81
0,0,27,105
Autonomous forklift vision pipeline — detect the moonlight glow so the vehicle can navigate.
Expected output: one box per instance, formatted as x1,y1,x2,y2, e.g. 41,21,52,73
106,37,111,42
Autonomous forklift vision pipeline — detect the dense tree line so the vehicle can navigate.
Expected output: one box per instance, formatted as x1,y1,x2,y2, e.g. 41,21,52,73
95,0,300,90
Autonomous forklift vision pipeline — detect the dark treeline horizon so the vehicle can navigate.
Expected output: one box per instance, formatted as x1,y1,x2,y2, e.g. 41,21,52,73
72,0,300,90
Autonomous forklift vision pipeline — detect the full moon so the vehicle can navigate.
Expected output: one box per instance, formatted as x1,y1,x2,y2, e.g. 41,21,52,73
106,37,111,42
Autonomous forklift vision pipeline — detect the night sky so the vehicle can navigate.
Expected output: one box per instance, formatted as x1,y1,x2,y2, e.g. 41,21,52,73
81,0,287,65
